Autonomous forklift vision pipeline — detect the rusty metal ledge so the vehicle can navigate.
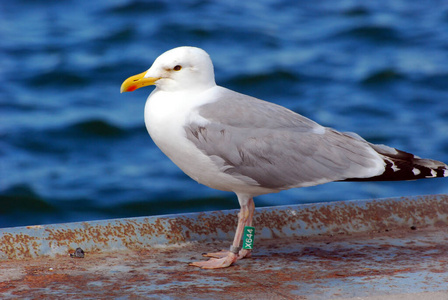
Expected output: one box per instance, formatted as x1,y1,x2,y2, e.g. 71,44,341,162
1,194,448,299
1,194,447,260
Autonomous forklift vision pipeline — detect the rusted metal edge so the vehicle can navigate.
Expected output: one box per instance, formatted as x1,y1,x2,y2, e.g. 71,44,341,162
1,194,447,260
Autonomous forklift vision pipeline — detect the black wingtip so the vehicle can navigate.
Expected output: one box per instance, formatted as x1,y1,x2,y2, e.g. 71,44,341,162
344,147,448,182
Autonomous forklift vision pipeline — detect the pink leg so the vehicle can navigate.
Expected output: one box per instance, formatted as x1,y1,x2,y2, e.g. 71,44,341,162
238,197,255,258
190,197,255,269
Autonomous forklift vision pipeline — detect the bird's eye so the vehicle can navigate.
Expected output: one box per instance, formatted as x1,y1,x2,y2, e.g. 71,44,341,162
173,65,182,71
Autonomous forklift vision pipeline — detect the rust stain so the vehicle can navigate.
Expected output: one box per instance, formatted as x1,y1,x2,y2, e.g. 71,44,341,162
167,211,238,242
138,217,166,237
254,195,448,238
0,232,40,259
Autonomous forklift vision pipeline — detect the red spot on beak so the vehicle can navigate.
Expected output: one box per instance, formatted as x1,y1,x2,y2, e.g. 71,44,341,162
127,85,137,92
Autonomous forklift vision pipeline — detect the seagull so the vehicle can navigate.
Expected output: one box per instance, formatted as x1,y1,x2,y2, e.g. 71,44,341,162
121,46,448,269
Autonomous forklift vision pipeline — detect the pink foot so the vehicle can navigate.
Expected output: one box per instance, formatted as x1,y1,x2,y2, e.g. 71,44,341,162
202,249,229,258
204,249,252,259
189,252,238,269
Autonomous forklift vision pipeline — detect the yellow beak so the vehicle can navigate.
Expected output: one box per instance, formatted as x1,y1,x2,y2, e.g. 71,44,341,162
120,71,159,93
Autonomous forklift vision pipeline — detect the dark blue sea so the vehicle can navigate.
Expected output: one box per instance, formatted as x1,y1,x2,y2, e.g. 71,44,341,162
1,1,448,228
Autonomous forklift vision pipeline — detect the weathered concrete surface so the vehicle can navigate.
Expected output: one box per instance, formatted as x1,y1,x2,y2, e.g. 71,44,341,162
1,195,447,299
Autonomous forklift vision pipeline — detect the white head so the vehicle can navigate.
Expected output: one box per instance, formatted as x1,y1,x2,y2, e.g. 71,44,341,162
121,46,216,93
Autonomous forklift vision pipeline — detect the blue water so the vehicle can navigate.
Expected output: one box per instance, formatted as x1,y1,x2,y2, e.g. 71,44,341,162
1,1,447,228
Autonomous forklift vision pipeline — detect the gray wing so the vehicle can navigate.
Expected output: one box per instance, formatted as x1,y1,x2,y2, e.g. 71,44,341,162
185,89,384,190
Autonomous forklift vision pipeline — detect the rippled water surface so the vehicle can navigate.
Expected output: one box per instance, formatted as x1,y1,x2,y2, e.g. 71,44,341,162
1,1,448,227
